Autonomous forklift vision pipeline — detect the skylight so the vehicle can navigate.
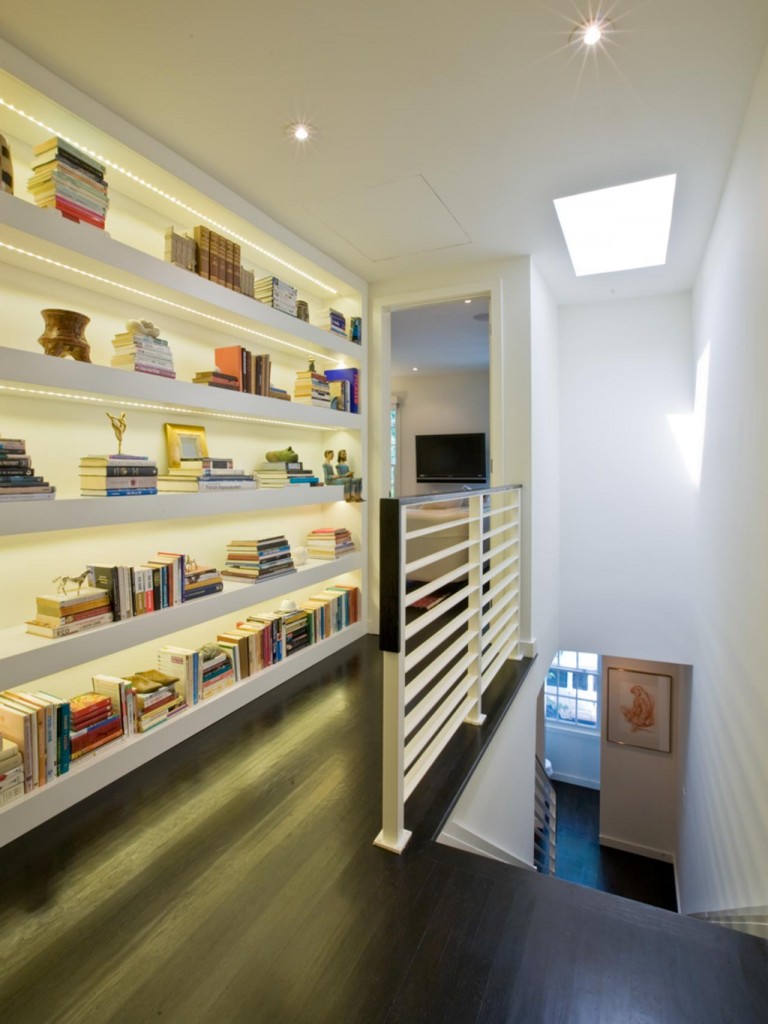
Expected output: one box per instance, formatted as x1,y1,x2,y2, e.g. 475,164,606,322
554,174,677,276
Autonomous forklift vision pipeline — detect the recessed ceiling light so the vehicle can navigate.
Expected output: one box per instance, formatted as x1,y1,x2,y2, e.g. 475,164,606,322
464,299,472,304
289,122,311,141
553,174,677,276
412,367,419,372
571,17,612,48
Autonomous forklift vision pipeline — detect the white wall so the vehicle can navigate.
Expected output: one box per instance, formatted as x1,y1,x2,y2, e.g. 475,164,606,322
558,293,696,666
547,726,600,789
391,371,489,496
599,655,690,862
678,43,768,915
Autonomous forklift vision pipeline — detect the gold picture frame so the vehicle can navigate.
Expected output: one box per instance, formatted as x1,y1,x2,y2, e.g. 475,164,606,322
164,423,209,468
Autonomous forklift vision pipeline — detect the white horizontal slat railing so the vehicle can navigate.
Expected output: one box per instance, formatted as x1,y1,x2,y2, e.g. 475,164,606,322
374,485,522,853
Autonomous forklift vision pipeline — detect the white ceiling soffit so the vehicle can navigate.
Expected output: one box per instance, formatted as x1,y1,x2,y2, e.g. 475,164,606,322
305,175,471,261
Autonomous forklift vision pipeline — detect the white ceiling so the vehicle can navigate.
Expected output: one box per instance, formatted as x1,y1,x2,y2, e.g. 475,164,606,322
1,0,767,357
391,298,490,376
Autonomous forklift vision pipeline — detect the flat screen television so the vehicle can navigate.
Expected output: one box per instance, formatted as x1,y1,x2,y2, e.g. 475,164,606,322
415,432,487,484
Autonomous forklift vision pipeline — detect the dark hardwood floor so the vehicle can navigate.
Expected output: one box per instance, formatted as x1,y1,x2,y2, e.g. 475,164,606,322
0,636,766,1023
553,781,679,911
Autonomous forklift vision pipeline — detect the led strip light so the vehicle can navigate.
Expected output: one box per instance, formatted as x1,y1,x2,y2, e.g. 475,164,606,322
0,240,347,366
0,382,338,431
0,97,339,295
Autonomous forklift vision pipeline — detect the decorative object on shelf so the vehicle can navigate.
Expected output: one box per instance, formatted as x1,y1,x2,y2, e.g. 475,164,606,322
0,435,56,502
266,446,298,463
321,449,363,501
38,308,92,362
280,598,298,613
28,136,108,229
106,411,128,454
296,300,309,323
292,546,308,566
165,423,209,468
52,569,90,595
111,320,175,378
350,316,362,344
0,132,13,194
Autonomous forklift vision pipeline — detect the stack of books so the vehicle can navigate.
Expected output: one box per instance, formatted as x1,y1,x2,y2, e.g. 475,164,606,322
269,385,291,401
306,527,356,560
192,369,240,390
317,308,347,338
156,457,256,492
68,692,123,761
254,462,290,488
200,644,235,700
0,437,55,501
325,368,360,413
214,344,271,394
293,369,331,406
183,561,224,601
221,535,296,582
110,328,176,379
128,675,184,733
27,137,109,229
287,463,320,486
0,739,24,807
26,585,114,639
254,276,298,316
79,454,158,496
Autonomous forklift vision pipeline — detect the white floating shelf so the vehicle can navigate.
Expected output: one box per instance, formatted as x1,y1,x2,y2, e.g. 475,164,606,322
0,192,365,365
0,346,361,429
0,552,363,687
0,484,349,536
0,619,367,848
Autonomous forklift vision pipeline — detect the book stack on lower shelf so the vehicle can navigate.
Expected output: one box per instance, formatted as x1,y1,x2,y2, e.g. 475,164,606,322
110,327,176,379
254,276,298,316
306,527,356,560
27,136,109,229
0,436,56,502
68,691,123,761
79,453,159,497
293,369,331,406
156,457,256,492
126,671,185,733
26,586,114,639
221,535,296,582
0,740,24,807
192,369,239,390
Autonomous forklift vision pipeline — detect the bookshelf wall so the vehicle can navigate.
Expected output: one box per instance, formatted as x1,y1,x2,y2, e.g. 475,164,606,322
0,41,368,844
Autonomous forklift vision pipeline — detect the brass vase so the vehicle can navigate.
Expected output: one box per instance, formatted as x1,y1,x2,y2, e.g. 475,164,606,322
38,308,92,362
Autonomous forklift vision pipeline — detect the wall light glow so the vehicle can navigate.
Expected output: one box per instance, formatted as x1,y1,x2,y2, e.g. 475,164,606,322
667,344,710,486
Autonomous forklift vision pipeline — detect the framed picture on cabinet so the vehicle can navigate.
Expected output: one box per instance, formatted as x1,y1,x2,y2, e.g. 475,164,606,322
606,668,672,753
164,423,209,467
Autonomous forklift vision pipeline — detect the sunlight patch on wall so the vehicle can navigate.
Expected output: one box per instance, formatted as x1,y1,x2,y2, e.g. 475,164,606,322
668,344,710,486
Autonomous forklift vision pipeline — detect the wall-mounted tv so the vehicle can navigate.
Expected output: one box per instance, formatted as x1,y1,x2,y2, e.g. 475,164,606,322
415,432,487,484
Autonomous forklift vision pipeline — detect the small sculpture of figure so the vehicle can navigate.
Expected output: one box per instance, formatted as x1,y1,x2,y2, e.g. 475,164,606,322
620,684,655,732
322,449,363,501
106,411,128,454
322,449,345,486
335,449,353,478
52,569,90,595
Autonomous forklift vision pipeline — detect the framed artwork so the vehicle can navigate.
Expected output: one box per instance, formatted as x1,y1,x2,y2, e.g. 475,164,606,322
164,423,209,467
606,668,672,753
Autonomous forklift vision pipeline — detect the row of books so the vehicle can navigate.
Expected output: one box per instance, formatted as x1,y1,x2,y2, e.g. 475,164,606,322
110,327,176,379
0,437,55,502
25,554,224,638
27,136,109,229
1,583,361,800
214,344,273,396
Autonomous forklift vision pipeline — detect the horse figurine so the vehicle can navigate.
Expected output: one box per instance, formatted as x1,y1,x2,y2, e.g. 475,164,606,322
52,569,91,595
